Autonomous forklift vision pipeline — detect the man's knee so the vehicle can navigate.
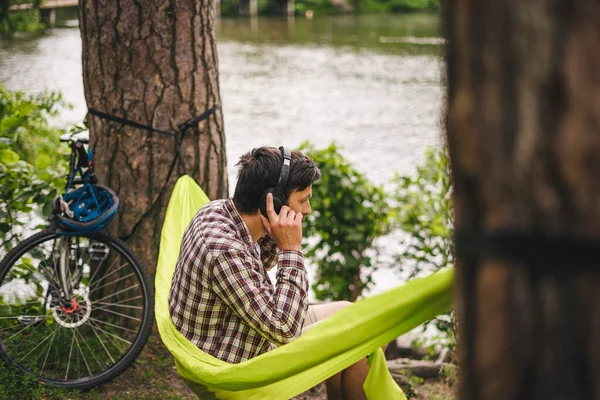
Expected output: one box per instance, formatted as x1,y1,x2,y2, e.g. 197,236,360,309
312,300,353,321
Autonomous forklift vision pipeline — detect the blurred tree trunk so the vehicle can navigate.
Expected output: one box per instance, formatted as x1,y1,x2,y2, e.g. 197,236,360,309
444,0,600,399
0,0,10,27
78,0,228,276
268,0,293,16
238,0,257,17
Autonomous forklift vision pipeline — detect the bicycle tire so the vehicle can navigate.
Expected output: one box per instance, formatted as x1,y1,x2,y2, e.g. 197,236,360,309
0,230,154,390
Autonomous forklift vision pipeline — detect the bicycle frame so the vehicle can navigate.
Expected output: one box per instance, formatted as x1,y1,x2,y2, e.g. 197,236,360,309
54,137,97,306
65,138,97,191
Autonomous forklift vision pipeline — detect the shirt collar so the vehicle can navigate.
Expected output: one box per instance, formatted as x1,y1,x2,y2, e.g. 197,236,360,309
224,199,253,246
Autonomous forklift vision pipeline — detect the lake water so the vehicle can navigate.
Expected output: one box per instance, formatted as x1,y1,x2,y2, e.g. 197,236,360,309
0,14,445,300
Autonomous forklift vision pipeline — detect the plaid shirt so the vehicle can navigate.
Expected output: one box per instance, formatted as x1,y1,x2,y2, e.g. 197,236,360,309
169,199,309,364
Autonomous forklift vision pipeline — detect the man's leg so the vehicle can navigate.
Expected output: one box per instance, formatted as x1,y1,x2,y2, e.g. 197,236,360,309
308,302,368,400
340,358,369,400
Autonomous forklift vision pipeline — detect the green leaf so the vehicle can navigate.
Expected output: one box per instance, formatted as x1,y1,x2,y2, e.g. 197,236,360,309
0,148,19,163
42,201,53,217
34,153,51,170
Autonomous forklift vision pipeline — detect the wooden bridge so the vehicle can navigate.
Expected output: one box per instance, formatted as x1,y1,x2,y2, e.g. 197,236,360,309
9,0,293,26
9,0,78,11
41,0,78,8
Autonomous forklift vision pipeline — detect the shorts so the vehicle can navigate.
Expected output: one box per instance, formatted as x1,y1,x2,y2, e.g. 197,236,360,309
268,305,320,351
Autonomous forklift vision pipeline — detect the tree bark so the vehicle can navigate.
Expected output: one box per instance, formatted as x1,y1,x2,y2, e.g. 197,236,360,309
444,1,600,399
78,0,228,275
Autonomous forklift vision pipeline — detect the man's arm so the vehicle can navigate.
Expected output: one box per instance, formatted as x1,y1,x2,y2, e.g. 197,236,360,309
258,235,278,271
211,247,309,345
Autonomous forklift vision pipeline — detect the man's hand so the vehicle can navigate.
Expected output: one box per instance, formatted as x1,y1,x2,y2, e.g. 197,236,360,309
264,193,303,251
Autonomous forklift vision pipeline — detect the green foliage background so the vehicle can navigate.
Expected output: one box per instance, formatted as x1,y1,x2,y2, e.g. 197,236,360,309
0,0,45,34
301,142,390,301
219,0,440,17
300,143,455,347
0,85,68,253
391,147,453,278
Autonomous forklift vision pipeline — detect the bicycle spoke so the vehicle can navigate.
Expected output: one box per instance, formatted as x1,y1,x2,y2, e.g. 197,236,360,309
0,315,45,319
38,258,63,295
87,318,133,345
64,330,75,380
93,295,143,306
73,329,92,377
74,327,104,371
88,262,129,292
10,247,63,297
88,257,118,289
0,324,26,333
87,320,116,364
88,317,138,334
94,301,143,310
92,284,140,304
94,306,141,322
5,320,39,343
40,325,59,375
88,319,127,358
89,271,135,295
17,324,60,363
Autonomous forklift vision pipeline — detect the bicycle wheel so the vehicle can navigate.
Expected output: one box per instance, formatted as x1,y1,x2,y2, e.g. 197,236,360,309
0,230,154,390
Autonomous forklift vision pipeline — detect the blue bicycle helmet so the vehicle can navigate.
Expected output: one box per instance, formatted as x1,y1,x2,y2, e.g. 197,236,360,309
52,185,119,234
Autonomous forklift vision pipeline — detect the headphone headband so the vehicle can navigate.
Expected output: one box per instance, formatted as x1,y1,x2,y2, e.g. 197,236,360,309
274,146,291,200
259,146,292,218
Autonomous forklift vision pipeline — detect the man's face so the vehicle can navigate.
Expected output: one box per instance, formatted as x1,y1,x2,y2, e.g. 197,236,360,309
287,185,313,217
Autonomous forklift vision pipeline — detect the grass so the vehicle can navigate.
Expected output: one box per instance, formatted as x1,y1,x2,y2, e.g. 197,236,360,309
0,326,195,400
0,327,456,400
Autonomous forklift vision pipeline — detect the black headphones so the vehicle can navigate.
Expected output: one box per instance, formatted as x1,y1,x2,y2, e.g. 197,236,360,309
259,146,292,218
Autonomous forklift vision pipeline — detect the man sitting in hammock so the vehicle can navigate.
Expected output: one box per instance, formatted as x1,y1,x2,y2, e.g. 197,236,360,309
169,146,370,400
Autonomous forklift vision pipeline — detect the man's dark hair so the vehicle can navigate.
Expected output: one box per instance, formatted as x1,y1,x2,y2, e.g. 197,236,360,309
233,146,321,215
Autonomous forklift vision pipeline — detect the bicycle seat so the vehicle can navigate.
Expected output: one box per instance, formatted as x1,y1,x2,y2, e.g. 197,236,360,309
60,130,90,144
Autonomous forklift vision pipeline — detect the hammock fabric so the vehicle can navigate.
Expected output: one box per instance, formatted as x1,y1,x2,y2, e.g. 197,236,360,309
156,175,454,399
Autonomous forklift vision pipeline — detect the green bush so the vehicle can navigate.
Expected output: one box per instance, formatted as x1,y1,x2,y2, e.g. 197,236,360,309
294,0,339,16
0,9,45,34
388,0,428,12
217,0,439,16
391,147,453,278
300,142,390,301
391,146,455,348
0,85,68,253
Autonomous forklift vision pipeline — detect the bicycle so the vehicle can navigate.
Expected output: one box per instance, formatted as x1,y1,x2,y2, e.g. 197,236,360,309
0,130,154,390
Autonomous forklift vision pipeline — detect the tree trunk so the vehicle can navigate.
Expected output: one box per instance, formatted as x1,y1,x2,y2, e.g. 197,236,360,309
267,0,293,16
78,0,228,276
0,0,10,28
444,1,600,399
238,0,257,17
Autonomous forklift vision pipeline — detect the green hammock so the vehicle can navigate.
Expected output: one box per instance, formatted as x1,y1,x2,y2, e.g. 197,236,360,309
156,175,454,399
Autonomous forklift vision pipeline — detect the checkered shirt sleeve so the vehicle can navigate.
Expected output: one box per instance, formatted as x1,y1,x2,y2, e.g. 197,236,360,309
258,235,278,271
211,248,309,345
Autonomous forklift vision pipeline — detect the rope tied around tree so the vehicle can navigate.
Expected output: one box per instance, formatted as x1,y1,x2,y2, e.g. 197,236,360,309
87,105,221,241
455,230,600,270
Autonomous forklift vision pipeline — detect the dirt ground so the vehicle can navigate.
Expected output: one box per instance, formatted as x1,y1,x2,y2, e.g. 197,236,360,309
92,330,456,400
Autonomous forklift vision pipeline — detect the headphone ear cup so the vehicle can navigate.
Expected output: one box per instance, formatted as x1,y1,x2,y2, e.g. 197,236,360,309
260,188,283,218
